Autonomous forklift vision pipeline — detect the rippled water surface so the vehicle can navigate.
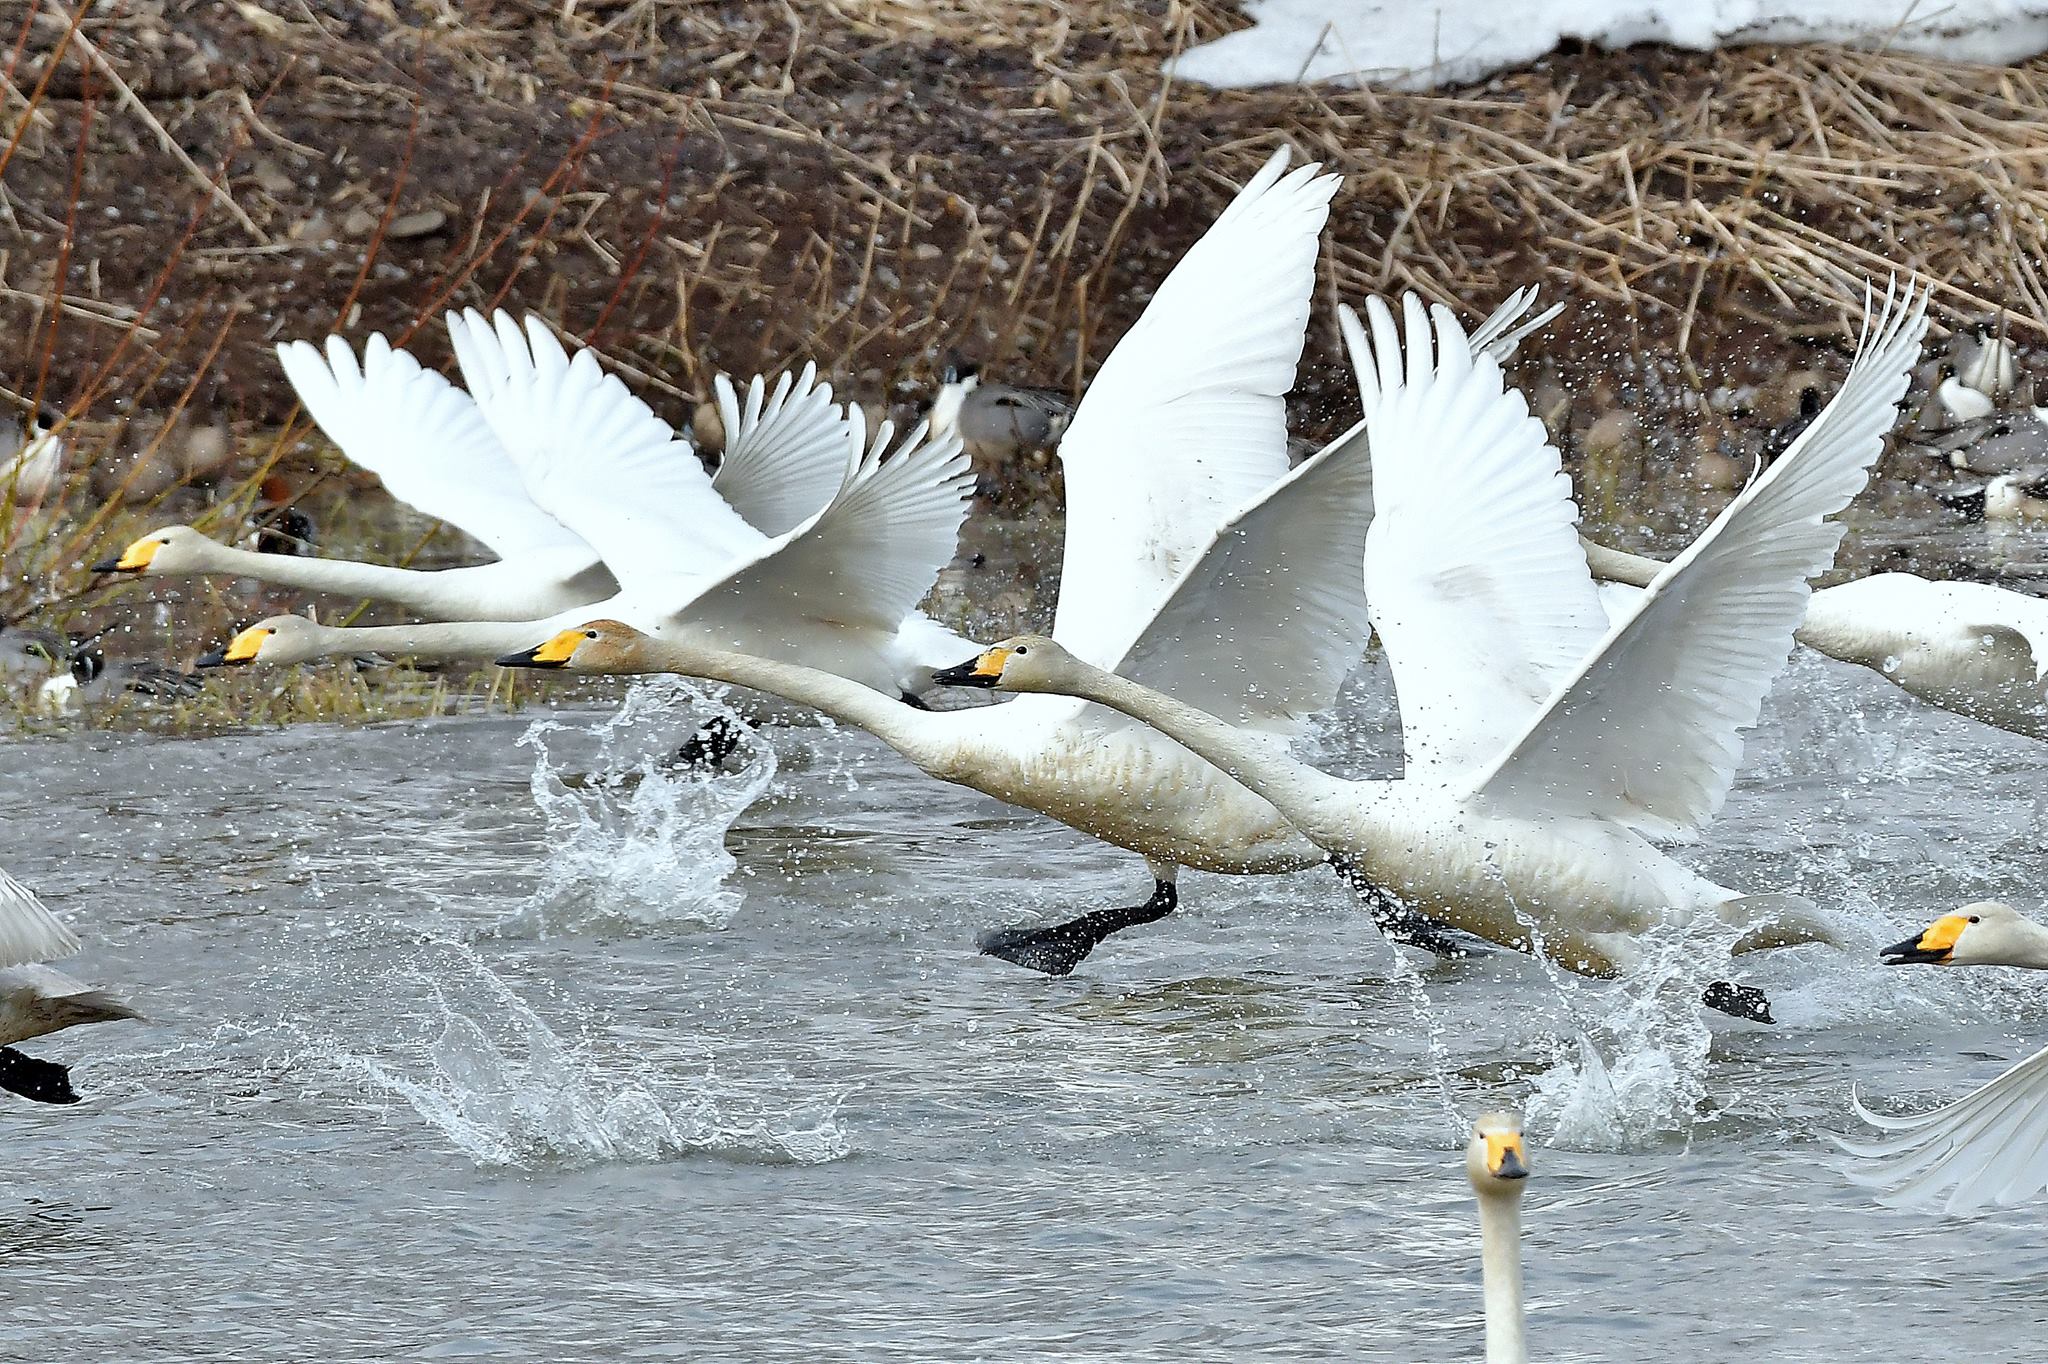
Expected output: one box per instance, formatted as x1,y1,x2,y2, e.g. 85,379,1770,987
8,526,2048,1361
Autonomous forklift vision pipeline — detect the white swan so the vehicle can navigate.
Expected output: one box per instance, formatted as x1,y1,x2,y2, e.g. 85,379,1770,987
200,408,973,701
1841,902,2048,1212
1466,1112,1531,1364
93,331,849,624
935,282,1930,1008
1583,541,2048,741
0,867,137,1105
488,148,1445,974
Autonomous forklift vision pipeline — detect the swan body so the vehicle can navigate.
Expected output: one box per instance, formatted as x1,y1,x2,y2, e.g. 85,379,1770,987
0,868,137,1104
1467,1113,1531,1364
1585,546,2048,741
1843,902,2048,1211
941,282,1930,989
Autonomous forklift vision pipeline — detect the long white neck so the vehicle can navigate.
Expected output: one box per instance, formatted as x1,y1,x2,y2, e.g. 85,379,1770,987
639,641,949,766
1042,660,1361,841
297,617,562,663
1582,536,1872,666
1578,537,1663,589
187,540,480,617
1984,918,2048,969
1478,1190,1528,1364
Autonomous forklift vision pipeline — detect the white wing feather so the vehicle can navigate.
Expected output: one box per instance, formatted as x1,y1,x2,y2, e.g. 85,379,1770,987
276,334,592,564
708,364,854,536
0,868,79,969
1845,1043,2048,1213
1052,147,1339,668
1115,419,1374,730
446,310,767,607
1469,282,1929,838
1350,293,1609,780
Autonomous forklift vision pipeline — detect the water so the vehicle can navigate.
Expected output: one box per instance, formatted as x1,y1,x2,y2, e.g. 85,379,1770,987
6,581,2048,1360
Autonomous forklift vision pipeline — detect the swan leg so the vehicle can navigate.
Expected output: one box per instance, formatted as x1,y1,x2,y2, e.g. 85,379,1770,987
0,1046,80,1104
976,873,1180,976
1701,981,1773,1023
1329,856,1477,958
674,714,745,771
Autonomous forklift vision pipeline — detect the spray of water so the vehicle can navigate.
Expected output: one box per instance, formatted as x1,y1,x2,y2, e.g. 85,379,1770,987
505,678,777,935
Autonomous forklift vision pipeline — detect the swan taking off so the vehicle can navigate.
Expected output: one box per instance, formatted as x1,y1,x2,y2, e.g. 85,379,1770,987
937,281,1931,1012
0,868,138,1104
1844,901,2048,1212
1467,1113,1532,1364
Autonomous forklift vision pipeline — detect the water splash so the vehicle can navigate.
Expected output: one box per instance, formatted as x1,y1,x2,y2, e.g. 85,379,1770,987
506,678,777,934
320,940,849,1170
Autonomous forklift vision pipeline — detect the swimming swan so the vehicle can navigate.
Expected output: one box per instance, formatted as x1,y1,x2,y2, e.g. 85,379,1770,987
1582,541,2048,742
1842,901,2048,1212
0,868,138,1104
936,283,1931,1007
94,331,850,625
1467,1112,1532,1364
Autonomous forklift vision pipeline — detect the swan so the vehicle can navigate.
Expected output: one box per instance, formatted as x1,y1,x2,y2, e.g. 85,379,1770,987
0,867,137,1104
1582,541,2048,741
934,282,1930,1008
1466,1112,1532,1364
199,407,974,702
1840,902,2048,1212
92,331,850,624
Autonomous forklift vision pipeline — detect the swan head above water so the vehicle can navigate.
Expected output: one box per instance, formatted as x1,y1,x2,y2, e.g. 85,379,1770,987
1466,1112,1532,1195
930,635,1077,693
496,620,658,674
91,525,222,577
196,614,327,668
1881,901,2048,969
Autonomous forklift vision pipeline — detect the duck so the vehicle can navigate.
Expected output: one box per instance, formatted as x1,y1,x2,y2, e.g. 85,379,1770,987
932,282,1930,1010
1581,542,2048,741
0,404,64,512
1466,1113,1532,1364
927,361,1075,463
1935,465,2048,523
491,150,1513,976
1841,902,2048,1212
1932,327,2020,423
0,867,138,1104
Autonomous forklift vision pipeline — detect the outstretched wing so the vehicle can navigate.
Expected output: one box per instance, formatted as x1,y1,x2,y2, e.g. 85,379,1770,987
708,364,855,537
674,412,973,690
1114,419,1374,730
1052,147,1339,668
0,868,79,968
1844,1043,2048,1213
276,334,591,563
1469,282,1929,839
1349,293,1610,780
447,310,767,608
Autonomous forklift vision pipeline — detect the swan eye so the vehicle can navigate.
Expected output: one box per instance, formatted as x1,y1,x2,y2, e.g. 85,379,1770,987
584,631,598,639
1968,915,1981,924
266,628,277,636
1014,645,1029,656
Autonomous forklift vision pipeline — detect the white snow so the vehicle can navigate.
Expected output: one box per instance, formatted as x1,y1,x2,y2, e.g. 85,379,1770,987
1173,0,2048,90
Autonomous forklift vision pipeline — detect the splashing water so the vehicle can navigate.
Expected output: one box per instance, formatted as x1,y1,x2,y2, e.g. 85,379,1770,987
320,940,849,1170
508,678,778,934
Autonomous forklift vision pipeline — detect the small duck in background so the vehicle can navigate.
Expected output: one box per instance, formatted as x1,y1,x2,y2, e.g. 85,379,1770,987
1937,326,2023,422
927,359,1075,464
1936,466,2048,523
243,474,317,557
0,404,65,513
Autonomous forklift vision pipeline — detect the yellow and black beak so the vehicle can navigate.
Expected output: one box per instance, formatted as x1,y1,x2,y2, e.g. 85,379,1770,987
91,538,159,575
1486,1131,1530,1181
495,629,585,670
1881,914,1969,966
196,624,270,669
931,645,1011,689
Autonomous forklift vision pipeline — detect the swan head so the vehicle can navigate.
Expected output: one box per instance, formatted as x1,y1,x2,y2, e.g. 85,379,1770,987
1465,1112,1531,1197
495,619,653,673
1881,901,2044,967
930,635,1074,693
196,614,325,668
92,525,216,577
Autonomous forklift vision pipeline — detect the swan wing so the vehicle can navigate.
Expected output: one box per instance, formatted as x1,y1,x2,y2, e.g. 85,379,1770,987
0,868,79,969
446,310,767,607
673,413,971,688
276,334,590,564
1114,419,1374,729
1347,293,1609,780
1051,147,1338,668
1469,281,1928,838
1844,1043,2048,1212
707,364,855,536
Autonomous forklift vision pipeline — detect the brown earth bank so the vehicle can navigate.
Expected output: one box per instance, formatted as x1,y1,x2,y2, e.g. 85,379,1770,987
3,2,2048,627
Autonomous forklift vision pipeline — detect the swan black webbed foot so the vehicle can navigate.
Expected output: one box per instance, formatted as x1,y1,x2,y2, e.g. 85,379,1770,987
0,1046,80,1104
977,879,1178,976
1701,980,1774,1023
1329,855,1479,959
674,714,745,771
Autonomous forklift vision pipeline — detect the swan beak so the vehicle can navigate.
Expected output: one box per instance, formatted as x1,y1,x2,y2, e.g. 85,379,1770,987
1485,1131,1530,1181
197,625,268,668
495,629,583,670
92,538,159,575
1880,914,1969,966
932,646,1010,689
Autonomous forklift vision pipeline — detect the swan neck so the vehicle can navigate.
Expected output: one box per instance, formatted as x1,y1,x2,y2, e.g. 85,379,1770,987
654,645,941,762
1578,537,1663,589
1478,1189,1528,1364
199,542,444,611
312,618,549,662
